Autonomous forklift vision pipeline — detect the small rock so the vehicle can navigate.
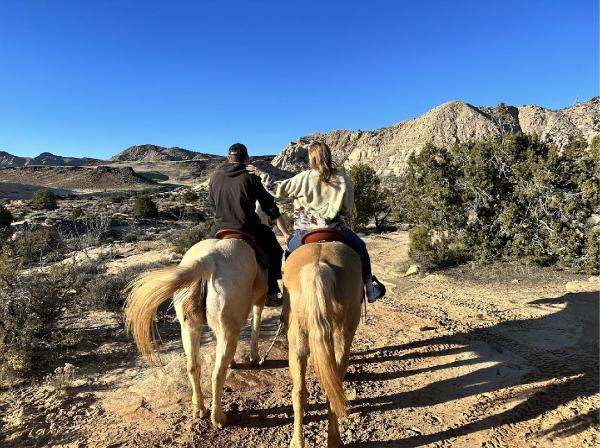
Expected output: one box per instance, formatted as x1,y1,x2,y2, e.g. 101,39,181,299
510,279,519,284
404,264,421,277
410,324,436,332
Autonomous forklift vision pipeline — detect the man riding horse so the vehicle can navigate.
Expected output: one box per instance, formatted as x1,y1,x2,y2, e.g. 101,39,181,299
207,142,290,306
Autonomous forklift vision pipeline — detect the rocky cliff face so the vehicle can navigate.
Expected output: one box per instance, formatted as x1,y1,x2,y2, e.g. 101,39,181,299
272,97,600,176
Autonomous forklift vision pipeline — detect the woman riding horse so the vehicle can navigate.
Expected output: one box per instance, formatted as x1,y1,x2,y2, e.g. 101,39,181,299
248,141,385,302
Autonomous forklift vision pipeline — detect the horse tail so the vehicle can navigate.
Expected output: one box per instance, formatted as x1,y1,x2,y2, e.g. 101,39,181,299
302,262,347,418
124,257,213,364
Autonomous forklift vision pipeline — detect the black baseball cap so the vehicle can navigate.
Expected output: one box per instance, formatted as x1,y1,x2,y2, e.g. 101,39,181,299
228,143,248,158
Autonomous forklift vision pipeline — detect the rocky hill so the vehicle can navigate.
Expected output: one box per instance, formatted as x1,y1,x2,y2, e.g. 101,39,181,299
0,151,102,168
0,165,155,192
272,97,600,176
0,151,28,167
110,144,220,162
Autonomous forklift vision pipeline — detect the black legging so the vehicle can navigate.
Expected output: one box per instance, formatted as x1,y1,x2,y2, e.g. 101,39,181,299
208,224,283,294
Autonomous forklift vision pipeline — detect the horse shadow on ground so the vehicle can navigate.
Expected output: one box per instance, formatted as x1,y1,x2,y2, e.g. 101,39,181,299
234,292,599,447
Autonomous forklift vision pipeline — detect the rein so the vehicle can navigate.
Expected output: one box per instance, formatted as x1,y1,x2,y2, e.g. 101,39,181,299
258,311,284,366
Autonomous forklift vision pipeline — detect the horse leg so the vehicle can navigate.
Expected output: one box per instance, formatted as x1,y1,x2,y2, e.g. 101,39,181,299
180,320,208,419
250,302,264,365
211,329,240,428
288,327,308,448
327,329,352,447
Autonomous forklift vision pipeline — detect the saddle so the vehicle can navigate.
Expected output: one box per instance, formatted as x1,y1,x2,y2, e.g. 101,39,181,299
215,228,267,268
301,227,345,245
215,228,256,244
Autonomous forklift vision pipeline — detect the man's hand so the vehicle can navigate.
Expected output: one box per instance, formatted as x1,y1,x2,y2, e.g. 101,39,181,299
246,164,262,176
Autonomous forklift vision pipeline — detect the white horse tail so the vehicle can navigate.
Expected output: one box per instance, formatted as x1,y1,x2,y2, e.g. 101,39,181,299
302,262,347,418
124,257,213,364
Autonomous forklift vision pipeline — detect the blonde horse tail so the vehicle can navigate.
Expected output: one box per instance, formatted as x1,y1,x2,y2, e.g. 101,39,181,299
124,258,213,364
302,263,347,418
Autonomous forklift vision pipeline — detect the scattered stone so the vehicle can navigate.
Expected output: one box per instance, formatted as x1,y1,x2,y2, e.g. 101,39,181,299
410,324,436,332
404,264,421,277
511,278,519,284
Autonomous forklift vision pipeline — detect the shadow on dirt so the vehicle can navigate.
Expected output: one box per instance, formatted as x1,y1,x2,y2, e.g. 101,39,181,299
345,291,599,447
229,292,599,446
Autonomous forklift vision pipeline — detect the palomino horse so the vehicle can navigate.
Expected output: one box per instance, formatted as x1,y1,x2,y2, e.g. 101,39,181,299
124,238,267,428
283,241,363,448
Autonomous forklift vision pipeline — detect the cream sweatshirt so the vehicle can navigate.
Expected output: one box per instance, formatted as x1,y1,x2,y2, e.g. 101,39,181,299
263,169,354,230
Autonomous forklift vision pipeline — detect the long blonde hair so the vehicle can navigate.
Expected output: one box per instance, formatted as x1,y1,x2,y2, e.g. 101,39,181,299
308,142,336,183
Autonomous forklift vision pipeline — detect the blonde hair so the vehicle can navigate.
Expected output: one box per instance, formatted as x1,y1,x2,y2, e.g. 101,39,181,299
308,142,336,183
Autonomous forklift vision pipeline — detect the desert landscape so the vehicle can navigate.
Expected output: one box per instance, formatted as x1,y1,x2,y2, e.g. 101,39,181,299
0,232,598,447
0,97,598,448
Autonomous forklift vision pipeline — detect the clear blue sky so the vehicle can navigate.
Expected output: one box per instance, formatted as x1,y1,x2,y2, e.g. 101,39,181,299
0,0,597,159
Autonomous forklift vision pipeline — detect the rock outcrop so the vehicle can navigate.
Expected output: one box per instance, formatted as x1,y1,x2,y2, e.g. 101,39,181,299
272,97,600,176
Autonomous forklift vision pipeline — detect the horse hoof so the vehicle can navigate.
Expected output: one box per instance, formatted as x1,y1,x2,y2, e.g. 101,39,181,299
192,406,209,419
250,357,261,367
211,411,227,429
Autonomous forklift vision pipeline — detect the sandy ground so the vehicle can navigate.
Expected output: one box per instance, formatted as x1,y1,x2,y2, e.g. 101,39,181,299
1,232,598,447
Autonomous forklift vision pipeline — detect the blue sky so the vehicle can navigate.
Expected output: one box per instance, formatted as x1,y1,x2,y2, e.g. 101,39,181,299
0,0,597,158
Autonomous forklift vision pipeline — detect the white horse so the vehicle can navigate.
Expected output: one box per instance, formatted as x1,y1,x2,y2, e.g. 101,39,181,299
124,238,267,428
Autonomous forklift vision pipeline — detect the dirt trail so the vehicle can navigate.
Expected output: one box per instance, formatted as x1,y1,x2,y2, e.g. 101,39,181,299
1,232,598,447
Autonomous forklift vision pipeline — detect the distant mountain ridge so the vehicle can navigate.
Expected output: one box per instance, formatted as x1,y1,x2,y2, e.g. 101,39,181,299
0,144,220,168
272,97,600,176
0,151,103,168
1,98,598,173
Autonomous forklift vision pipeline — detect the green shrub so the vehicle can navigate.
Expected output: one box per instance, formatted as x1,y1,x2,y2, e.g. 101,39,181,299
346,164,390,230
0,256,76,380
80,262,169,316
408,226,467,268
0,228,12,245
170,220,213,255
0,204,13,228
12,228,55,263
133,195,158,219
71,206,84,218
31,189,58,210
182,189,199,203
585,228,600,275
403,134,600,271
110,194,126,204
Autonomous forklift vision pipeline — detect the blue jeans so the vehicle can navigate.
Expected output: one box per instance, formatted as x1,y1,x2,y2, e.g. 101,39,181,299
287,228,372,282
